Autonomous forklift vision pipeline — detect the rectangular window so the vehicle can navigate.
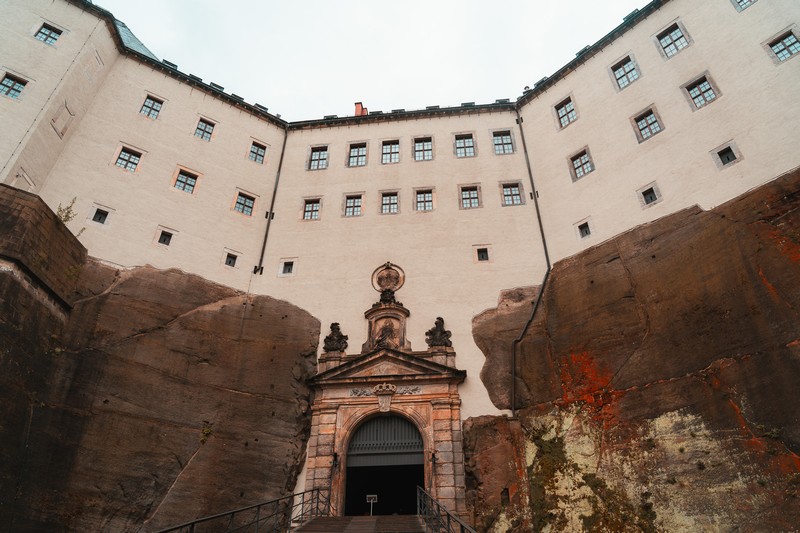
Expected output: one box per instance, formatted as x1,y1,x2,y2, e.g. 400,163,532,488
686,77,717,108
502,184,522,206
309,146,328,170
477,248,489,262
381,192,398,214
225,253,237,267
234,192,255,216
348,143,367,167
115,147,141,171
770,32,800,62
493,131,514,154
194,119,214,141
158,230,173,245
282,261,294,274
578,222,591,238
416,190,433,211
382,141,399,164
92,208,109,224
570,150,594,179
634,110,662,141
555,98,577,128
460,186,480,209
175,170,198,193
734,0,755,10
140,96,163,119
718,147,737,165
345,195,362,217
249,142,266,164
455,134,475,158
414,137,433,161
658,24,689,58
642,187,659,205
1,75,27,99
612,56,639,89
303,199,320,220
35,24,62,45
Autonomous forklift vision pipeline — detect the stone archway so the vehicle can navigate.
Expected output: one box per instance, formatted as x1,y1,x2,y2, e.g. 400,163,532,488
344,414,424,515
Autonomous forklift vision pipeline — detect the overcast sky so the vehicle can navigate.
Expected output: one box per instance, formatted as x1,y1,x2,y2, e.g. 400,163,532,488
95,0,648,121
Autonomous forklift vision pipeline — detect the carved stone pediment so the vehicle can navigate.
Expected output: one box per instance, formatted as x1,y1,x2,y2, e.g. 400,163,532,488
310,347,466,387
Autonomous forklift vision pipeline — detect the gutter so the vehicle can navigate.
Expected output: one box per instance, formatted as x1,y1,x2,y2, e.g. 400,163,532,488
255,126,289,274
511,108,553,418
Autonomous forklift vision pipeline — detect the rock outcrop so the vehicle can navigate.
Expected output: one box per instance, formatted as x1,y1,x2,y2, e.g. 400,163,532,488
0,185,320,532
469,169,800,531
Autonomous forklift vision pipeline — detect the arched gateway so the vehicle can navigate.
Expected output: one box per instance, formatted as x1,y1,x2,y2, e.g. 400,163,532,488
303,263,468,517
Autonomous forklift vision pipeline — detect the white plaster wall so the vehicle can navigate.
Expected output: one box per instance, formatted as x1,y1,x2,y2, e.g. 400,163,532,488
518,0,800,261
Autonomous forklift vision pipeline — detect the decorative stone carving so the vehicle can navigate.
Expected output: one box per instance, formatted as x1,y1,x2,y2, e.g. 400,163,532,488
425,317,452,348
397,386,421,395
323,322,349,353
373,382,397,412
375,319,399,349
372,262,405,293
350,388,373,397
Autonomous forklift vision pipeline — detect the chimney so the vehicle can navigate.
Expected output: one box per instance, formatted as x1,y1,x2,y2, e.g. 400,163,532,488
355,102,368,116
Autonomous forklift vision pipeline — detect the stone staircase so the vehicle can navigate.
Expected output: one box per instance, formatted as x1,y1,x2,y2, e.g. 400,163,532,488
294,515,425,533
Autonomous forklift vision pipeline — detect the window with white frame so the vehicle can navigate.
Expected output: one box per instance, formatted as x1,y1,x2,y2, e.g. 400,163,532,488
492,131,514,154
770,32,800,62
611,56,639,89
348,143,367,167
234,192,255,216
0,75,27,99
381,192,398,214
382,140,399,164
634,109,663,141
455,134,475,158
460,186,480,209
249,142,266,164
685,76,717,108
570,150,594,180
140,96,163,119
174,170,198,193
502,183,522,206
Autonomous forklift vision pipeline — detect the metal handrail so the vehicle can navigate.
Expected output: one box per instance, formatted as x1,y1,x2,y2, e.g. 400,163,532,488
156,488,330,533
416,486,476,533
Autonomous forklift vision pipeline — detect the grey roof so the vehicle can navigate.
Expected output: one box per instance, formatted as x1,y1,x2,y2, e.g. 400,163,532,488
114,20,158,61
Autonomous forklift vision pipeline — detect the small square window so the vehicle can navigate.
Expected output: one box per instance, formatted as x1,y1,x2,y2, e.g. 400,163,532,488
686,76,717,109
502,183,523,206
249,142,266,164
158,230,173,245
140,96,162,119
634,109,663,142
382,141,399,164
416,190,433,211
493,131,514,154
345,195,362,217
115,147,141,171
175,170,198,193
381,192,398,214
718,146,737,165
570,150,594,180
348,143,367,167
282,261,294,274
35,24,62,45
235,192,255,216
309,146,328,170
611,56,640,89
455,134,475,158
1,75,27,99
460,186,480,209
732,0,756,11
555,98,577,128
477,248,489,262
578,222,591,238
92,208,109,224
642,187,659,205
225,253,237,267
770,32,800,62
303,199,320,220
657,23,690,58
414,137,433,161
194,119,214,141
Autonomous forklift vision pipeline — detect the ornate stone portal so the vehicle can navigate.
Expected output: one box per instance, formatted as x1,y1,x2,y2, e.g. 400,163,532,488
305,263,467,516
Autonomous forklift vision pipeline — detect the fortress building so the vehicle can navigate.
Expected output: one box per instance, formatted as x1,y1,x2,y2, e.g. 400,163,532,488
2,0,799,530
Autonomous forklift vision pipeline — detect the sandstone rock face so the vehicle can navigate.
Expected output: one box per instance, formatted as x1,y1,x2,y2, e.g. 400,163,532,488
2,240,319,530
469,170,800,531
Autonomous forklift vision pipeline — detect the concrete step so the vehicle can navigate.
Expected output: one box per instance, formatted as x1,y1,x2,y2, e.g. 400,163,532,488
294,515,425,533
